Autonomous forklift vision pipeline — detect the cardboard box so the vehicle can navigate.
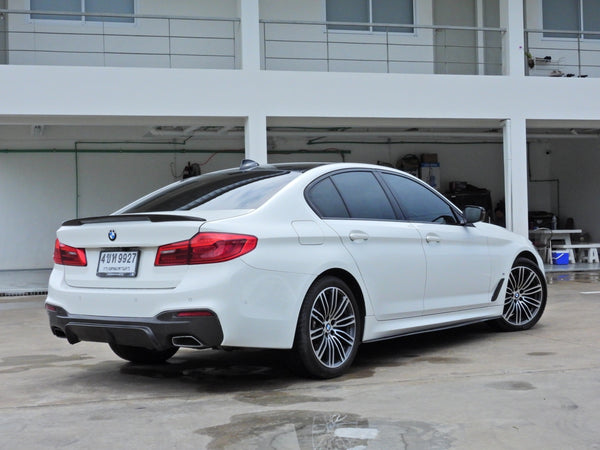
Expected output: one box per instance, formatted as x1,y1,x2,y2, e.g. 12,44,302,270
421,153,438,163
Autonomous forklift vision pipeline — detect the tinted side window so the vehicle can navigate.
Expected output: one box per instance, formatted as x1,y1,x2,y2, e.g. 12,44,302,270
381,173,458,224
331,171,396,220
306,177,349,218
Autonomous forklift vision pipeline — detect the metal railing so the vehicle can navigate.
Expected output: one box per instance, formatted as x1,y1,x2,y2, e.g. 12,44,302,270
0,11,512,75
525,28,600,78
0,9,240,69
260,20,505,75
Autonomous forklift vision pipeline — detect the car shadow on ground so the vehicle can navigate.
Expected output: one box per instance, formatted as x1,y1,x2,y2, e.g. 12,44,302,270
106,322,498,392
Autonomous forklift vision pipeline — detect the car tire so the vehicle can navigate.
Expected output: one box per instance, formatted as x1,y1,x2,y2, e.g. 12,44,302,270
293,276,362,379
109,343,178,364
491,257,547,332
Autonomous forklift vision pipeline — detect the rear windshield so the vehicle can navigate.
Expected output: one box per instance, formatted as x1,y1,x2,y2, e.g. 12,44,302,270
121,169,301,213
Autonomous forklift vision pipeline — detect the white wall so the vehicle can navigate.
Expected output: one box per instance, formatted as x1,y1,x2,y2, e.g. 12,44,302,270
550,139,600,240
5,0,443,74
6,0,239,68
5,0,600,75
0,153,75,269
77,150,245,217
260,0,436,74
0,149,244,270
527,141,555,213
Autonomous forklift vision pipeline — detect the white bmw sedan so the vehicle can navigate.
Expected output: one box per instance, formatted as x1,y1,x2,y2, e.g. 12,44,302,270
46,161,547,378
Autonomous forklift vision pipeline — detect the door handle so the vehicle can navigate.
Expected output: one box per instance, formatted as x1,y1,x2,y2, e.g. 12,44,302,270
426,234,441,243
349,231,369,242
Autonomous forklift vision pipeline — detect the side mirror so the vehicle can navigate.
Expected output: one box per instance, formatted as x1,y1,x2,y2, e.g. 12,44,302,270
464,205,486,224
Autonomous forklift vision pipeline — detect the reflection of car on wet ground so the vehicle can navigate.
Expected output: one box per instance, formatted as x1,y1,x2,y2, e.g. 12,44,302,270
46,161,547,378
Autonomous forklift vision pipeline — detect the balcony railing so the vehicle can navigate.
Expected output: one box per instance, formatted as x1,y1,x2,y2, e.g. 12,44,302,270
0,9,240,69
525,28,600,78
260,20,505,75
0,10,509,75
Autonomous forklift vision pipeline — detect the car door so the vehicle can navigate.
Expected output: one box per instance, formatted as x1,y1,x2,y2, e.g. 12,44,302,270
306,170,426,320
380,172,493,314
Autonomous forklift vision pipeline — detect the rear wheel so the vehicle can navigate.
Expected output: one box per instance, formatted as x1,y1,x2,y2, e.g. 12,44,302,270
109,343,178,364
293,276,362,379
491,257,547,331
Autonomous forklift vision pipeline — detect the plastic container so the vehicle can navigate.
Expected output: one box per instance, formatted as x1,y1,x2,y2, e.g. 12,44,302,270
552,251,569,265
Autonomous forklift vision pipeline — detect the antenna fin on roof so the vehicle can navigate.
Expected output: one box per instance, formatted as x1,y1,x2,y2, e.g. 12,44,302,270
240,159,260,170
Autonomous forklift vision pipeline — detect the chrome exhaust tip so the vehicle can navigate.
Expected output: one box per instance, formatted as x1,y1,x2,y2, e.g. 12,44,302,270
171,335,206,349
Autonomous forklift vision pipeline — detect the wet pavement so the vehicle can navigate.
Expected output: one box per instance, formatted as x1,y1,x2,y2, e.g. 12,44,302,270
1,277,599,449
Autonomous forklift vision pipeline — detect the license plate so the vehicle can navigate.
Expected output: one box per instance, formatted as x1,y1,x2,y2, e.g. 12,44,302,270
97,250,140,277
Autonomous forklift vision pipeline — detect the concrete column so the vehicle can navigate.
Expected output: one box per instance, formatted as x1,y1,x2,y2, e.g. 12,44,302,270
244,114,267,164
503,118,529,237
500,0,525,76
239,0,265,163
238,0,261,71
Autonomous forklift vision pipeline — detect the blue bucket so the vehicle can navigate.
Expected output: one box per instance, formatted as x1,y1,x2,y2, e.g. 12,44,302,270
552,251,569,265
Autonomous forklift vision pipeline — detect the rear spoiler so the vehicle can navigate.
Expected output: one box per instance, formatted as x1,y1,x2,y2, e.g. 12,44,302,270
62,214,206,226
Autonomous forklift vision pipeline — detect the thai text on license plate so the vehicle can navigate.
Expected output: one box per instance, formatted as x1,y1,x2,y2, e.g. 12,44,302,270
97,250,140,277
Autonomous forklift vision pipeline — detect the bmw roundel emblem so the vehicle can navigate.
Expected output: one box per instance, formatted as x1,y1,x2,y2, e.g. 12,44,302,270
108,230,117,241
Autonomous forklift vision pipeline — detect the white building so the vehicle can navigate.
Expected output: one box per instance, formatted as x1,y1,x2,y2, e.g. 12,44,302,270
1,0,599,270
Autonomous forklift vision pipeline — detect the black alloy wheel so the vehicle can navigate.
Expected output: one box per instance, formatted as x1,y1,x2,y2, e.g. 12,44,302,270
492,257,547,331
294,276,362,379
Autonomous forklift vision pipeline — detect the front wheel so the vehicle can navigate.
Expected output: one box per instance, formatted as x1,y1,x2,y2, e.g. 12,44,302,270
109,343,178,364
293,276,362,379
491,257,547,331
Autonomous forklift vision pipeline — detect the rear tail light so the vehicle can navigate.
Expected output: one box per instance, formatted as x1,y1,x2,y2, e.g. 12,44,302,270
155,232,257,266
53,239,87,266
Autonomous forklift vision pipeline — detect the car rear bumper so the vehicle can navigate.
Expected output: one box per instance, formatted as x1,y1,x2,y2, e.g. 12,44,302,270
46,304,224,351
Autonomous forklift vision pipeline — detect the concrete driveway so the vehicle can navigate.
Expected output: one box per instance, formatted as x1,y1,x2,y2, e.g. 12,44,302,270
1,274,599,449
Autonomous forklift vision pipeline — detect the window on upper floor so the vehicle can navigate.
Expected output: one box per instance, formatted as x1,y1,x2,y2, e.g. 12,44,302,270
542,0,600,40
30,0,134,23
326,0,414,33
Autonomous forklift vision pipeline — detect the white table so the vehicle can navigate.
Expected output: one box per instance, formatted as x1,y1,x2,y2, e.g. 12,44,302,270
529,229,582,264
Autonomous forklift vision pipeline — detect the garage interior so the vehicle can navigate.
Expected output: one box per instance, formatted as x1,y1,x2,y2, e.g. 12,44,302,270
1,117,599,292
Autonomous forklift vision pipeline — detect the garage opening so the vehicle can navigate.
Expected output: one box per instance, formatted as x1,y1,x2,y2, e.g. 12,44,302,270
527,123,600,266
266,118,507,227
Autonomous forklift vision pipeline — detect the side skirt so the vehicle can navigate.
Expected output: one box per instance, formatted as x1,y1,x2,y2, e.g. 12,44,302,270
362,306,502,343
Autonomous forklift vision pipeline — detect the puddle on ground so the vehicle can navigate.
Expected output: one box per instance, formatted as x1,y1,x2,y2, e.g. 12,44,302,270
416,356,471,364
0,354,93,374
235,391,342,407
197,410,454,449
561,401,579,410
487,381,536,391
547,271,600,284
527,351,555,356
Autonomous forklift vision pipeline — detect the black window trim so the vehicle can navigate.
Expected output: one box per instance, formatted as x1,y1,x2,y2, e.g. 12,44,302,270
309,174,351,219
305,167,466,225
305,168,405,221
378,170,465,225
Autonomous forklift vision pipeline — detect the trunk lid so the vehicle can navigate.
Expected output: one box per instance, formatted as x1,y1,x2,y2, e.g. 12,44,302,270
57,214,205,289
